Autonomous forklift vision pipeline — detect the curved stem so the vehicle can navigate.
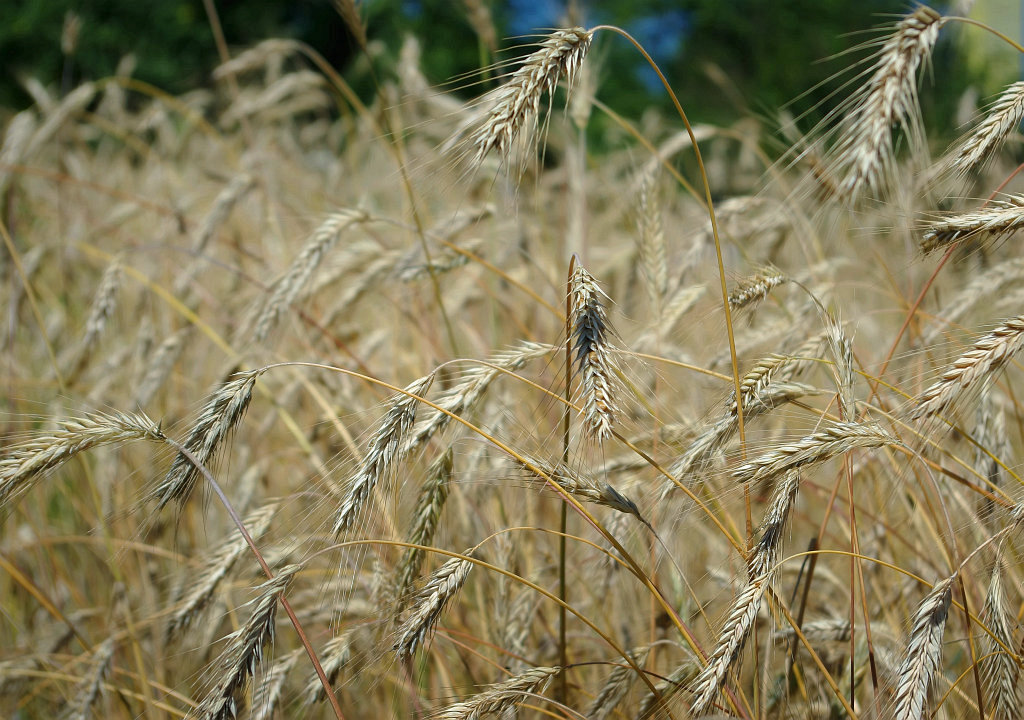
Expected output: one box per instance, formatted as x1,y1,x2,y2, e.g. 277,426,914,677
946,17,1024,53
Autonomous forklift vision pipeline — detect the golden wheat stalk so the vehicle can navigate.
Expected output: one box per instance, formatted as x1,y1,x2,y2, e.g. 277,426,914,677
254,209,369,342
402,342,550,457
980,562,1020,720
166,501,279,641
912,315,1024,420
393,553,473,658
0,411,164,506
64,638,115,720
920,196,1024,253
332,373,434,536
394,447,453,610
195,565,298,720
946,81,1024,178
833,7,944,200
434,666,559,720
890,577,953,720
469,27,592,167
586,646,650,720
727,268,788,311
688,575,769,715
732,422,898,485
155,369,266,511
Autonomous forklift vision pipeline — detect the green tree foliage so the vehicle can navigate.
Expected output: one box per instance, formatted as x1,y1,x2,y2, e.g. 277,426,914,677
0,0,994,144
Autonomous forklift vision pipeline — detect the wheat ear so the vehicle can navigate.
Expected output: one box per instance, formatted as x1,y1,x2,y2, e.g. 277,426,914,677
166,501,279,641
920,196,1024,253
634,658,699,719
747,470,801,579
135,327,191,407
155,369,265,511
569,263,618,442
250,648,300,720
70,255,123,377
332,373,434,536
727,269,788,311
194,565,298,720
394,447,453,610
254,209,368,342
0,110,36,196
688,472,799,715
302,627,358,704
732,422,898,485
890,577,953,720
974,389,1008,524
0,411,164,506
64,638,115,720
196,566,298,720
945,81,1024,178
470,27,592,167
402,342,550,457
980,562,1020,720
825,317,857,419
434,666,559,720
520,454,643,518
393,552,473,658
637,171,668,307
586,646,650,720
665,381,819,496
834,7,944,200
912,316,1024,420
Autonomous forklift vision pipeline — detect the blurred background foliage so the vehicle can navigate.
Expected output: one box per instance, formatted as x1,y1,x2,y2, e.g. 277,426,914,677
1,0,1019,140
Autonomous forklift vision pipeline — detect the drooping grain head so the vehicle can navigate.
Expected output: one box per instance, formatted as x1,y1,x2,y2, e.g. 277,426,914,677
912,315,1024,421
154,368,265,511
833,7,944,201
468,27,593,169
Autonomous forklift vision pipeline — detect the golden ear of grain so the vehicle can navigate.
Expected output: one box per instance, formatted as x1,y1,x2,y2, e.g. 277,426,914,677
254,209,368,343
250,648,300,720
434,666,559,720
727,268,787,312
302,628,360,704
0,411,164,507
688,577,769,715
637,170,668,308
732,422,898,485
393,553,473,658
332,373,434,536
569,264,618,443
66,255,123,381
154,369,265,511
825,317,857,420
920,196,1024,254
832,7,944,201
65,639,115,720
402,342,550,458
467,27,593,169
747,470,801,579
944,81,1024,179
891,577,953,720
980,562,1020,720
394,447,454,610
586,646,650,720
166,502,279,642
195,566,298,720
912,316,1024,420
